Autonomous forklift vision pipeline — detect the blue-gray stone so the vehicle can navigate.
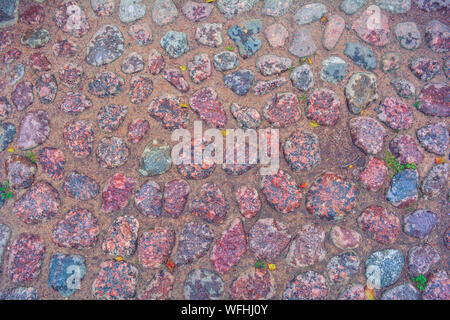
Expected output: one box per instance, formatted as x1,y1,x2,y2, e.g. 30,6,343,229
9,63,24,86
20,28,50,49
224,69,254,96
416,122,449,156
213,51,240,72
86,25,125,67
0,224,11,272
152,0,178,26
344,42,377,70
217,0,259,19
290,64,314,91
365,249,404,289
403,209,439,239
0,287,39,300
416,0,449,12
295,3,327,25
321,56,347,83
262,0,292,17
0,0,18,29
381,283,420,300
386,169,418,208
160,31,189,58
377,0,411,13
390,78,415,99
138,140,172,176
0,122,16,151
421,163,448,199
228,20,262,59
119,0,146,23
289,28,317,58
48,253,86,297
340,0,367,15
394,22,421,50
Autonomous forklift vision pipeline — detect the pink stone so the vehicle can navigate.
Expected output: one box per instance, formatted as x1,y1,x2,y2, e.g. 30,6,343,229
211,218,246,274
264,23,289,48
323,15,345,50
330,226,361,250
359,157,388,191
148,49,165,75
352,5,390,46
286,223,326,267
101,173,136,213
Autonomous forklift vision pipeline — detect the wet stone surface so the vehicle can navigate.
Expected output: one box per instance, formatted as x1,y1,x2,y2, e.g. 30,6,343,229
0,0,449,301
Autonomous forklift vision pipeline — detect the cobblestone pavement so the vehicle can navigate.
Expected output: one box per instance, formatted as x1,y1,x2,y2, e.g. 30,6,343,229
0,0,448,300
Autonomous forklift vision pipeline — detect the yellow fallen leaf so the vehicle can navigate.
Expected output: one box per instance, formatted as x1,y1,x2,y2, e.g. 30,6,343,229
349,164,353,168
179,103,190,109
114,256,124,262
178,65,187,71
365,286,375,300
268,264,276,271
7,147,14,153
206,0,215,2
435,157,446,164
221,130,230,137
309,121,319,127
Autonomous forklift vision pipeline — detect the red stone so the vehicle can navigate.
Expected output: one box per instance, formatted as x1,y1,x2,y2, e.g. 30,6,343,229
210,218,246,274
138,228,176,269
101,173,136,213
359,157,388,191
358,205,400,244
